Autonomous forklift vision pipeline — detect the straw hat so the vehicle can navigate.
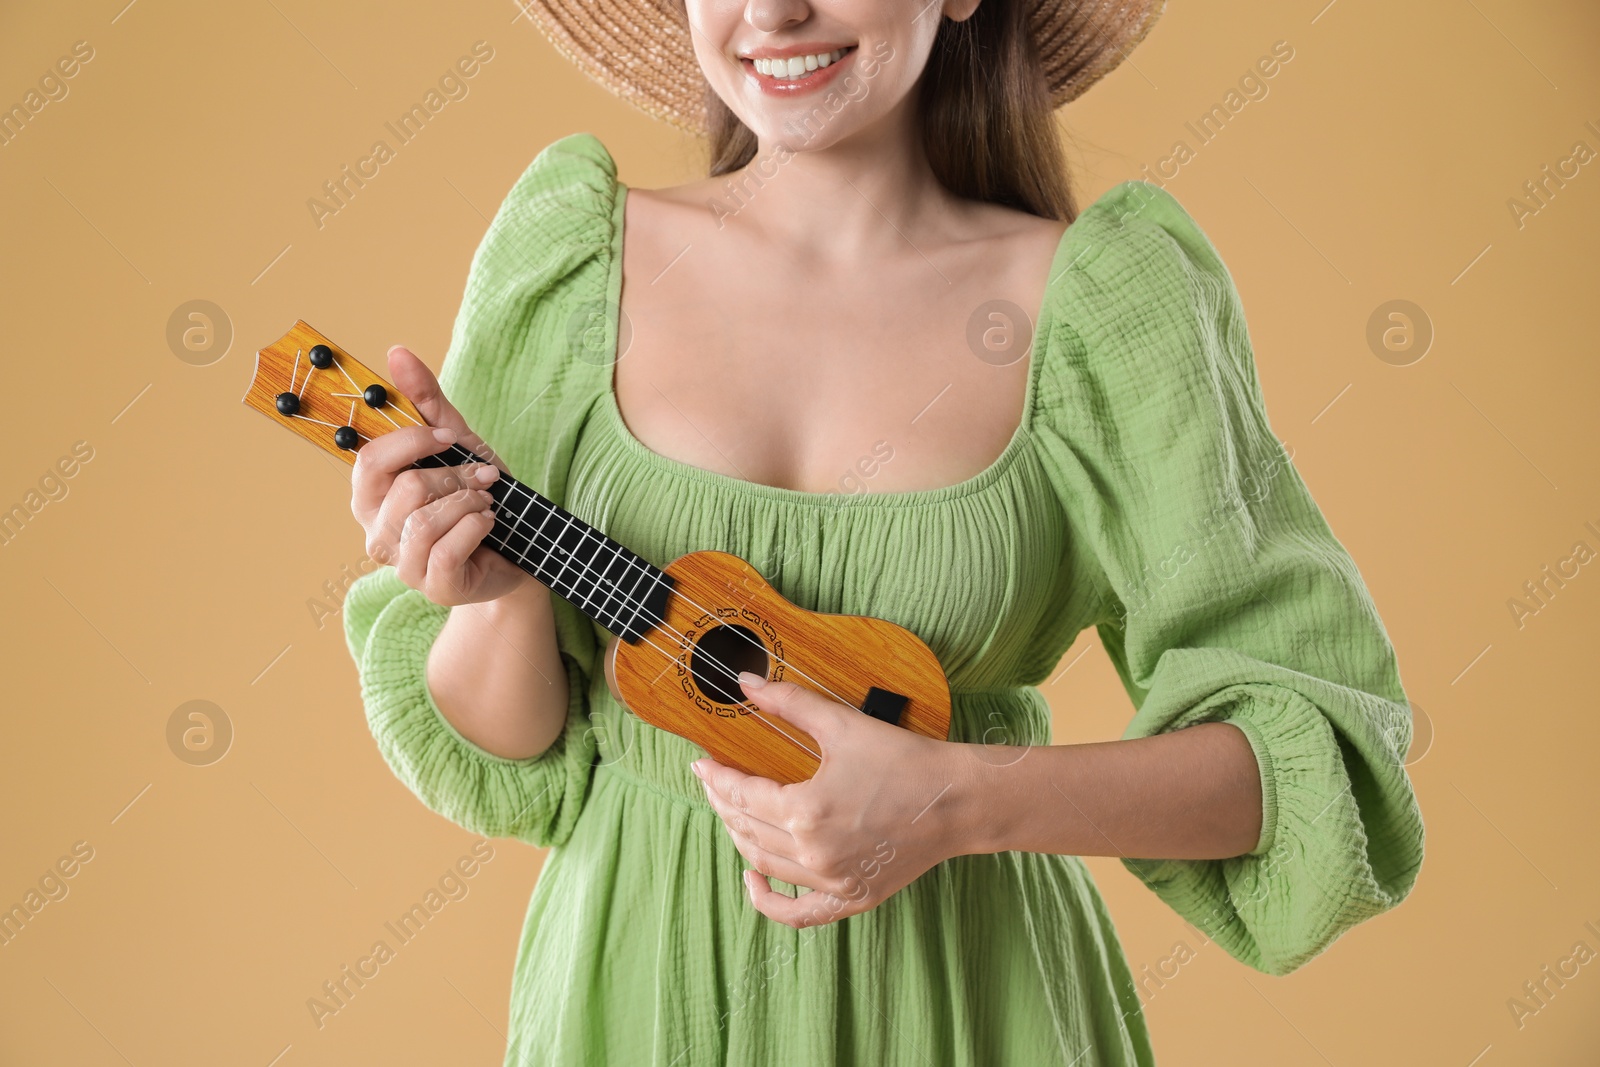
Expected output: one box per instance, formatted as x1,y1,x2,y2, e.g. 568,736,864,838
520,0,1167,135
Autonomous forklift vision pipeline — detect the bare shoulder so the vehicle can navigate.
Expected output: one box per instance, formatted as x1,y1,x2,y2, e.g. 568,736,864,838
620,180,728,253
954,199,1071,270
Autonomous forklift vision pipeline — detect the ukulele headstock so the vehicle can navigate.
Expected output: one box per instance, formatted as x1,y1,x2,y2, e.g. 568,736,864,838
242,321,429,465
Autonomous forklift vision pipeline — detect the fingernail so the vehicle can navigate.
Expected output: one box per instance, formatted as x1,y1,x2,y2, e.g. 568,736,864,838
738,671,766,689
473,465,498,483
477,489,493,504
690,760,705,779
433,428,456,444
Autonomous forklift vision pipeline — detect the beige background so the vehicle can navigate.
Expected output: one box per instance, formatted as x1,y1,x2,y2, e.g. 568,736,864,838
2,0,1597,1063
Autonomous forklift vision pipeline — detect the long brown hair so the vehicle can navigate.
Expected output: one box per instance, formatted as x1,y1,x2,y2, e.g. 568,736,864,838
701,0,1078,222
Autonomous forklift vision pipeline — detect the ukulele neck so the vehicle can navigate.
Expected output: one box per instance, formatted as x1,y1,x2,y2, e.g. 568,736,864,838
419,443,674,643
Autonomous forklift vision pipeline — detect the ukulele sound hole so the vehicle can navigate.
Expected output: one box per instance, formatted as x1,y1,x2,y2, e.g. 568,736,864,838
689,623,770,705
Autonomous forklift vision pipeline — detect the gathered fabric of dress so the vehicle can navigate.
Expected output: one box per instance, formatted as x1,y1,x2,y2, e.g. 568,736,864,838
342,133,1424,1066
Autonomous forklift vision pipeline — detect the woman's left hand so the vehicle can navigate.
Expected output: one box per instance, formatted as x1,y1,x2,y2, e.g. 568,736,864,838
692,671,975,929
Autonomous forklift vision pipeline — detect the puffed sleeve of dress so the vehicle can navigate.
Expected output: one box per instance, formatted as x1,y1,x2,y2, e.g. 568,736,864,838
1031,180,1425,977
341,133,619,849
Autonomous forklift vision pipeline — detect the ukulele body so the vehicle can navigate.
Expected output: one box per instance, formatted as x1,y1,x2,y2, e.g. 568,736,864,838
602,550,952,784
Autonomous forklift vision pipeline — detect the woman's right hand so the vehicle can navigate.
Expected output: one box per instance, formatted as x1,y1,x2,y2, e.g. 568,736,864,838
351,345,529,607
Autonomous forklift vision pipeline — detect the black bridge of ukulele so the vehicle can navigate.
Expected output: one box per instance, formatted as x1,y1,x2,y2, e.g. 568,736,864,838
860,686,909,726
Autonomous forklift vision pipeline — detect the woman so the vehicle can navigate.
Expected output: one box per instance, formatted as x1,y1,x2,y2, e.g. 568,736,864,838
342,0,1424,1062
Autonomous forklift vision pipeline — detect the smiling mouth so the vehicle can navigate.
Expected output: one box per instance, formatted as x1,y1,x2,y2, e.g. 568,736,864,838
742,45,857,89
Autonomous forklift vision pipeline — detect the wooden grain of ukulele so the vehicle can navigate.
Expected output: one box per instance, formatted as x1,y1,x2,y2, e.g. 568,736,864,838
244,321,952,783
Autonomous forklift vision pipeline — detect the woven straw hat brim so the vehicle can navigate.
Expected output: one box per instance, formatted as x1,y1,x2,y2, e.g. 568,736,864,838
523,0,1166,136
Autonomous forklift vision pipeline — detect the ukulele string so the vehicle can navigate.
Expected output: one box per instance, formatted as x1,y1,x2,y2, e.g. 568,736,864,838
292,359,849,758
553,607,821,760
297,413,366,435
297,349,315,400
333,356,369,401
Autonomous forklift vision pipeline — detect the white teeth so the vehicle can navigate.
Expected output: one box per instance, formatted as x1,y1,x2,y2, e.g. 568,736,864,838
753,49,845,80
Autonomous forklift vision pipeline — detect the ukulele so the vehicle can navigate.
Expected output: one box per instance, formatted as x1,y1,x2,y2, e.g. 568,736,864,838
244,321,952,783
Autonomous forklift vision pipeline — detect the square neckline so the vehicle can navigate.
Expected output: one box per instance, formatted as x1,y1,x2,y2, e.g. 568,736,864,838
596,177,1079,509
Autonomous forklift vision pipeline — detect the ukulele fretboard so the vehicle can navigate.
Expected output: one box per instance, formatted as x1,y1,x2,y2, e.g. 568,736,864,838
416,444,674,643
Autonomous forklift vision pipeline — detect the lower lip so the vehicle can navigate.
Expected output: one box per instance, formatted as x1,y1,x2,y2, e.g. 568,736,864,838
742,48,855,98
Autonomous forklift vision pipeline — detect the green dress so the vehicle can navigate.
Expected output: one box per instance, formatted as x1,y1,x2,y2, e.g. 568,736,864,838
342,133,1424,1066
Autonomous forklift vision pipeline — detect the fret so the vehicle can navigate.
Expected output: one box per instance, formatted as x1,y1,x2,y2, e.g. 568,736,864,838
545,512,581,601
615,551,649,631
523,498,562,586
489,482,531,567
591,547,627,630
620,551,656,634
569,531,609,617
